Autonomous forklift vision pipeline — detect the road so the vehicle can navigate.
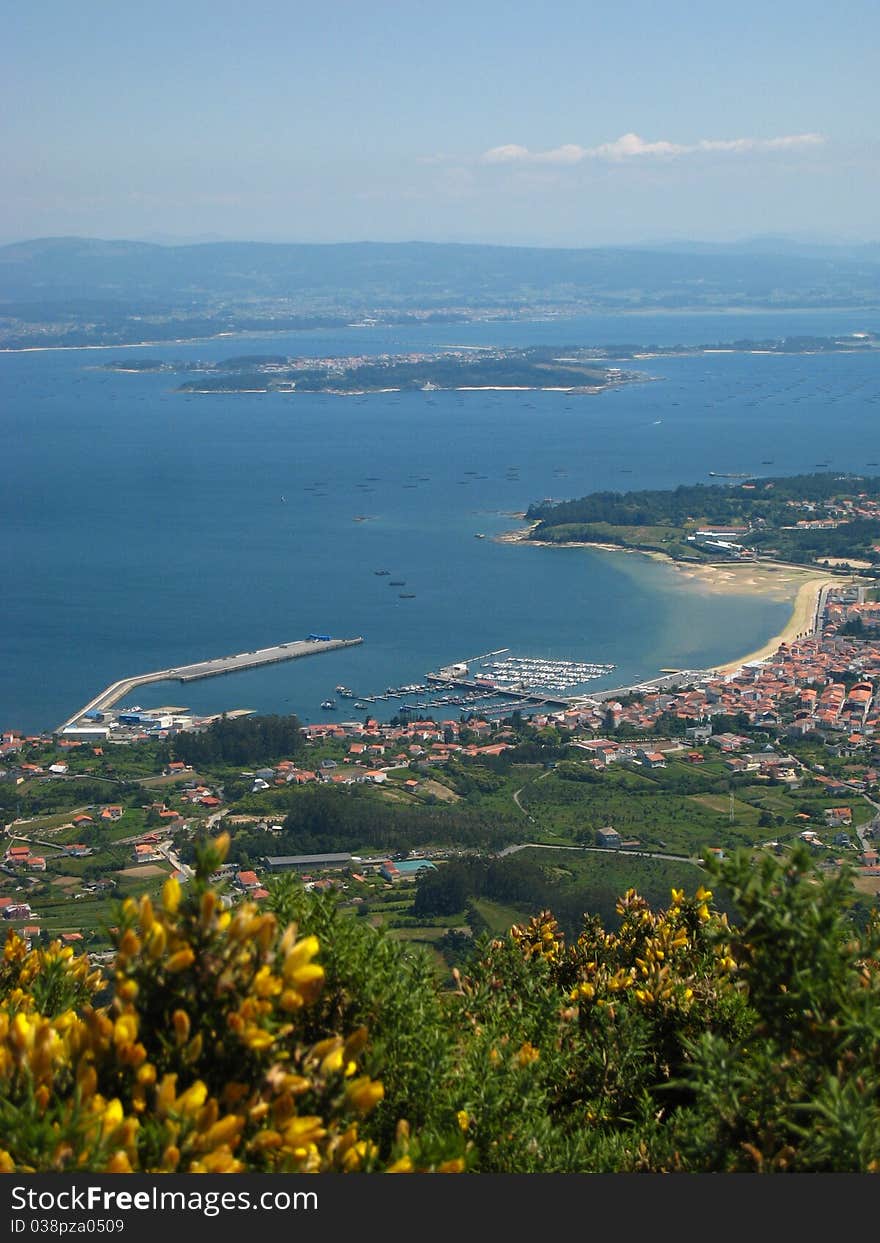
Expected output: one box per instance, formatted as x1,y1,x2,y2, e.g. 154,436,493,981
498,842,699,864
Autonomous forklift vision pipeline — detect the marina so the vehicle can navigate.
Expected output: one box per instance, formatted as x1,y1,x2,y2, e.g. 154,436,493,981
318,651,620,719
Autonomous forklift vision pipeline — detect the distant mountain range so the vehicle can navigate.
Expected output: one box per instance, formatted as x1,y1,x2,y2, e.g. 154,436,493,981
2,235,880,310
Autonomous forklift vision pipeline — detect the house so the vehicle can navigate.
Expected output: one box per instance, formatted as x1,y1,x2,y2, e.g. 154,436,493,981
710,733,750,752
237,870,260,891
3,903,33,921
380,862,400,882
28,857,46,871
66,844,92,857
638,750,667,769
597,827,622,849
823,807,853,827
133,843,161,863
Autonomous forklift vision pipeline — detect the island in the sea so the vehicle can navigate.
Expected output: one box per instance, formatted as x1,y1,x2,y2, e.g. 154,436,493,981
100,332,879,395
100,346,641,395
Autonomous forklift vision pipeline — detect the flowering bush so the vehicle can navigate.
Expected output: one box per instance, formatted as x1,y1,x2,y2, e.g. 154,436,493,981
2,840,878,1172
0,834,458,1173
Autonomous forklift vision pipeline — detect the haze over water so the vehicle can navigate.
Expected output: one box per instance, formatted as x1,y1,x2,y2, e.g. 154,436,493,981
4,309,880,733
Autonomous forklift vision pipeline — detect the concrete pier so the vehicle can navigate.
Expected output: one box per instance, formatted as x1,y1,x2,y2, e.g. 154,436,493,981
57,636,364,733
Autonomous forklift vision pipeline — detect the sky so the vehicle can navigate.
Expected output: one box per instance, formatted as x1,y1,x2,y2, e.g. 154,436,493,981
3,0,879,247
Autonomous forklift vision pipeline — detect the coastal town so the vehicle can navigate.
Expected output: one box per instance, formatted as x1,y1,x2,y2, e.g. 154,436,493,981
4,582,880,956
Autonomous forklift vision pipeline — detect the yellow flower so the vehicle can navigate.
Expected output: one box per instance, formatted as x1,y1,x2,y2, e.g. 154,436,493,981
172,1010,191,1045
202,1114,244,1149
162,875,181,914
176,1081,208,1116
165,947,195,973
516,1042,540,1068
386,1155,414,1173
101,1099,124,1136
346,1077,384,1114
241,1026,275,1052
113,1014,138,1048
457,1110,470,1132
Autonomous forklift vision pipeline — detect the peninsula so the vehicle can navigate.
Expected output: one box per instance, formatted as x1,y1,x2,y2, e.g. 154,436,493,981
522,472,880,570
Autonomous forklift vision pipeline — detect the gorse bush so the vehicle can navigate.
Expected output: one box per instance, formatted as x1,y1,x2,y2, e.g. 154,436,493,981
0,834,457,1174
1,842,878,1172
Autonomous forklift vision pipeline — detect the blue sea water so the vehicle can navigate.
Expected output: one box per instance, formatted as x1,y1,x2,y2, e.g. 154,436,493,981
3,308,880,733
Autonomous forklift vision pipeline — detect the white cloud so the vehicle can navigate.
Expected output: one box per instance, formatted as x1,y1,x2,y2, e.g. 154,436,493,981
480,132,825,164
592,133,685,159
483,144,533,164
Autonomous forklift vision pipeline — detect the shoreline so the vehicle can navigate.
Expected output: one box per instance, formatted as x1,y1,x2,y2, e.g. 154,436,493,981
710,575,841,674
177,382,619,396
1,306,874,355
496,523,855,677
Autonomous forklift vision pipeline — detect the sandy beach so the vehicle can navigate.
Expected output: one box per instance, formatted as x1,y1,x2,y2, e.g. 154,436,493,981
496,523,854,677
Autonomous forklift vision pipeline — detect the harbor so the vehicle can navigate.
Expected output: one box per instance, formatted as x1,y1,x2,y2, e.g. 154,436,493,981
56,636,364,734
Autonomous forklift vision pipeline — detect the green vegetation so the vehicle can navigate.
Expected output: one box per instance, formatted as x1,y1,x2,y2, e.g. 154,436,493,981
526,471,880,569
4,839,880,1171
165,713,305,768
413,849,711,939
173,346,620,394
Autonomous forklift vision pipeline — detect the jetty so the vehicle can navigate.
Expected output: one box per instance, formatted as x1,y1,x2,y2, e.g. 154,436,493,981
425,671,571,709
57,636,364,733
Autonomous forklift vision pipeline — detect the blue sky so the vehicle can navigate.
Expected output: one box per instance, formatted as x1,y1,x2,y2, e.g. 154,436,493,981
3,0,878,245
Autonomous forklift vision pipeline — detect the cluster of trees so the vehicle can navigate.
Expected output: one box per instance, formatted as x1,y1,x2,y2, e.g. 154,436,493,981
526,472,880,541
205,784,517,867
750,518,880,565
412,853,711,938
165,713,304,768
839,615,880,636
